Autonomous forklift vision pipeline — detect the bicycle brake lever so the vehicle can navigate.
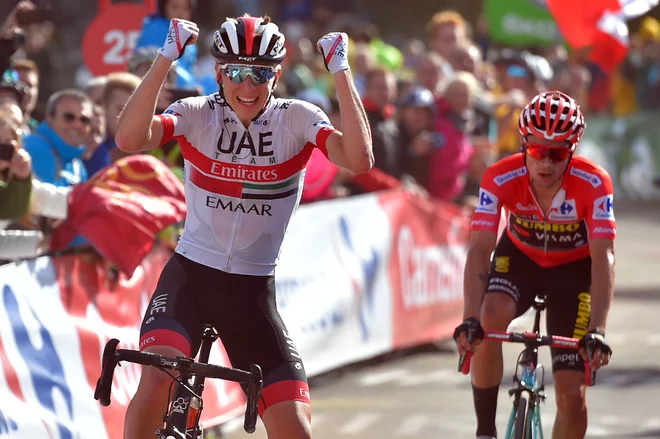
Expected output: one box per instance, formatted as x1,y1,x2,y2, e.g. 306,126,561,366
94,338,120,407
585,335,597,386
457,327,475,374
243,364,263,434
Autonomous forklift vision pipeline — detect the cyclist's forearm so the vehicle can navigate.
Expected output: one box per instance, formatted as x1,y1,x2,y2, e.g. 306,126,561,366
463,248,491,320
589,249,615,333
116,55,171,152
333,70,374,173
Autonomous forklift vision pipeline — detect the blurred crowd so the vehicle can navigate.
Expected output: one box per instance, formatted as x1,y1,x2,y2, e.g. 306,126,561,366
1,0,660,262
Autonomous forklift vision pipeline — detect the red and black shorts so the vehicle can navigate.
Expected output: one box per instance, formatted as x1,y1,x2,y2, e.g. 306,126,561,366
485,233,592,373
139,252,309,417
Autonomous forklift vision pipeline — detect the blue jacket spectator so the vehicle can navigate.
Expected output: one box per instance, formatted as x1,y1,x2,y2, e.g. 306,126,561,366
135,0,198,89
22,89,92,187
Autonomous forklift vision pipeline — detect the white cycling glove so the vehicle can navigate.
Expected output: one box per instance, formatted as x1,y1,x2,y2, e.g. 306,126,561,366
159,19,199,62
317,32,350,75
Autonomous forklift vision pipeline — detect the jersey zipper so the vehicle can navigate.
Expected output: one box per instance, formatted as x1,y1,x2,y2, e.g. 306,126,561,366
527,187,548,255
224,115,248,269
225,209,241,267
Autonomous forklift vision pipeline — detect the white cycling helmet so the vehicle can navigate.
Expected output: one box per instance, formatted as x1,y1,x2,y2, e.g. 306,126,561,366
211,15,287,65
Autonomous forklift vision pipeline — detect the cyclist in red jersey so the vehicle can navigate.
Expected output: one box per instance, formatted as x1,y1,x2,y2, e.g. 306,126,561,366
453,91,615,439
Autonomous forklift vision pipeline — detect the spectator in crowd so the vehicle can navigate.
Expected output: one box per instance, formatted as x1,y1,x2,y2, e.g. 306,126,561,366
427,71,479,202
362,67,400,178
449,43,482,78
551,62,591,108
416,51,453,96
0,115,32,222
400,38,426,80
11,58,39,132
630,17,660,111
129,46,183,89
134,0,198,89
83,72,141,175
449,42,496,141
426,10,468,66
280,37,320,97
22,89,92,186
127,46,185,114
0,2,32,73
609,17,660,115
83,75,107,106
350,42,376,97
0,69,25,106
395,85,437,187
0,98,24,127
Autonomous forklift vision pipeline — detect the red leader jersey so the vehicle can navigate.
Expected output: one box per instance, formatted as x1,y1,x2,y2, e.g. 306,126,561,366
471,153,616,268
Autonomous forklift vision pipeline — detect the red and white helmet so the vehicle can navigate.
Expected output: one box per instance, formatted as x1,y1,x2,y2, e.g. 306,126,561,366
211,15,287,65
518,90,585,146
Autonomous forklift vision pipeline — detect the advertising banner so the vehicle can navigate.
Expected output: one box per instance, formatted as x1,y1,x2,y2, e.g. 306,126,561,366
0,189,469,437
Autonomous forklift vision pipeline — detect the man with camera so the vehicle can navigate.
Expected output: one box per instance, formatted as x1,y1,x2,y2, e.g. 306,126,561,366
0,114,32,223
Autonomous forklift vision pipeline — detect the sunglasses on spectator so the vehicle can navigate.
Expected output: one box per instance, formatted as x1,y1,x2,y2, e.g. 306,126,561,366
62,112,92,125
219,64,276,85
525,144,573,163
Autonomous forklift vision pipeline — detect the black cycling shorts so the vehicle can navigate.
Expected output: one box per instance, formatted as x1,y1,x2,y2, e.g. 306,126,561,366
485,233,592,373
139,252,309,417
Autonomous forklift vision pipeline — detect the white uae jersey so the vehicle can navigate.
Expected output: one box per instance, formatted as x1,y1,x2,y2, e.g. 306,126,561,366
157,93,337,275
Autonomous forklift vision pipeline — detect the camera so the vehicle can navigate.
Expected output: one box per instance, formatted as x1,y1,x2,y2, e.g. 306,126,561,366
0,143,15,162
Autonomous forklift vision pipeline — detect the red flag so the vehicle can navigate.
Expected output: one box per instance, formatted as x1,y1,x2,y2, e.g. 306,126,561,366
51,155,187,277
548,0,658,73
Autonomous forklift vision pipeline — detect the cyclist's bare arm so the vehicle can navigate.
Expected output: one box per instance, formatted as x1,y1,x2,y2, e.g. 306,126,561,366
115,55,172,153
588,238,615,334
463,230,498,320
325,70,374,174
455,230,497,354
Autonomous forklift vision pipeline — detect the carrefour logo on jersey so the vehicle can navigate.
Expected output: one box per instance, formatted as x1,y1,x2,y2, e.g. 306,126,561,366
593,194,614,220
475,188,498,215
547,199,578,221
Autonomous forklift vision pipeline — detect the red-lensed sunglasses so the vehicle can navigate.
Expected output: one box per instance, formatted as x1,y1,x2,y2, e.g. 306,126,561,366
524,144,573,163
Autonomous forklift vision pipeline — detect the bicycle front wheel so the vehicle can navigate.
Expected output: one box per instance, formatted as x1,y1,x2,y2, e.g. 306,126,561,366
514,397,528,439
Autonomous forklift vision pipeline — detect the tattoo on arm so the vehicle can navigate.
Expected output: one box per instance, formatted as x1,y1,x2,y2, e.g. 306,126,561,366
478,272,489,285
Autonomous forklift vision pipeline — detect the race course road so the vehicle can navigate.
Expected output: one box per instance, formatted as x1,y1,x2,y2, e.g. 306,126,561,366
222,202,660,439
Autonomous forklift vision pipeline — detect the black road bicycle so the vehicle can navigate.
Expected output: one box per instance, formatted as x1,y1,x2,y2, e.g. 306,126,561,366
94,325,262,439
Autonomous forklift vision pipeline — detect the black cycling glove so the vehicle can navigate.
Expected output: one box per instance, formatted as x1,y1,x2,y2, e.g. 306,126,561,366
579,330,613,358
453,317,485,344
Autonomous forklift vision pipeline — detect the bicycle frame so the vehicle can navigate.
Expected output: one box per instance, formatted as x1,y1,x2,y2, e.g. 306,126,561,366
503,298,547,439
160,325,219,439
94,326,262,438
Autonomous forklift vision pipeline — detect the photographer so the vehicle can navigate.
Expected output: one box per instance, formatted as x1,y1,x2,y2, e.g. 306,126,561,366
0,114,32,223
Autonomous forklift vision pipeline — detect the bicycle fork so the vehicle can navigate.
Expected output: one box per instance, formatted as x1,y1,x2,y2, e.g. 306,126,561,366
504,351,547,438
157,326,219,439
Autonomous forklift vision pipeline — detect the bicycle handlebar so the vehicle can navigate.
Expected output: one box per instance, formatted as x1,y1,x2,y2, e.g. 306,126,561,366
94,339,263,434
457,331,598,386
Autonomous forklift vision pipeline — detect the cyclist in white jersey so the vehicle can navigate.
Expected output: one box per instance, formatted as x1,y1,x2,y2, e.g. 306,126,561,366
115,15,373,439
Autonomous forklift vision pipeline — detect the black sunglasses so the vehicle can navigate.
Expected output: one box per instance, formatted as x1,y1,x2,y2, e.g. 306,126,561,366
62,112,91,125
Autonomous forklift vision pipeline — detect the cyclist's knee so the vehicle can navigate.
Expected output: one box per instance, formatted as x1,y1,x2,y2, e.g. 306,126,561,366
133,346,185,402
555,388,586,414
480,292,516,330
554,371,587,414
262,401,311,439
